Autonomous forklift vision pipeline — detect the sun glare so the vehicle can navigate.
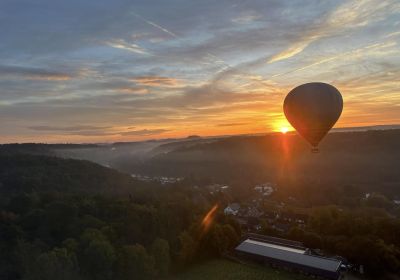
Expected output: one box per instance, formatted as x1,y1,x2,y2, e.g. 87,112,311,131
280,127,289,134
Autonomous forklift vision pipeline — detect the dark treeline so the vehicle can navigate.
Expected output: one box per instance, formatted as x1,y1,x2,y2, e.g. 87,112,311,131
0,153,240,280
0,154,144,195
285,206,400,276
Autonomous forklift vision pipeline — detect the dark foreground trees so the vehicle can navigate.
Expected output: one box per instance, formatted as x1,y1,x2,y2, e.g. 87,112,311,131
0,187,241,279
1,152,399,279
288,206,400,276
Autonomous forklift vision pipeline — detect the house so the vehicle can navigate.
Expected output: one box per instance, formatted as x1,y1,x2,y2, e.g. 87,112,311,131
254,183,275,197
224,203,240,215
235,234,343,280
207,183,230,194
246,206,263,218
264,210,279,221
279,212,308,224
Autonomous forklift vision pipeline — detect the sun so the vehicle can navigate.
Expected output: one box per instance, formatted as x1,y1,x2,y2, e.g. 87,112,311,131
280,127,289,134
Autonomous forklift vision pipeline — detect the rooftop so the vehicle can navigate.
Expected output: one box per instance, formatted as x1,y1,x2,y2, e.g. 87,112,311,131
226,203,240,211
246,233,305,249
236,238,341,272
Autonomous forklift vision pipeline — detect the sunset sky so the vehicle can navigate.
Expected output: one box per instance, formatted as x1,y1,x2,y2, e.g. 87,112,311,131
1,0,399,143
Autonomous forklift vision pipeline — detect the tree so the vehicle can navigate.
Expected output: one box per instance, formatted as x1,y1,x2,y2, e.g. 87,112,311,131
79,229,116,280
288,226,305,241
34,248,81,280
221,224,240,250
7,194,34,215
178,231,197,265
302,231,322,249
116,244,155,280
150,238,170,276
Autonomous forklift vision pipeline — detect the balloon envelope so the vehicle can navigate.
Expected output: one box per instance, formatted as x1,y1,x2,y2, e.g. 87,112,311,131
283,82,343,147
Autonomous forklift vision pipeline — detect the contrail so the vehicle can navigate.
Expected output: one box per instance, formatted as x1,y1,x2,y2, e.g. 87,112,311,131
131,12,178,38
271,41,396,78
131,11,269,89
131,11,229,67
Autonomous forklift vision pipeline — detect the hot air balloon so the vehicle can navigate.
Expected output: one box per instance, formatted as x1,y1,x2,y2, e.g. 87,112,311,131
283,82,343,152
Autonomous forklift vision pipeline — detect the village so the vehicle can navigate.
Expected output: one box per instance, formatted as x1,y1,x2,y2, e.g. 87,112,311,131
214,182,308,234
131,173,184,185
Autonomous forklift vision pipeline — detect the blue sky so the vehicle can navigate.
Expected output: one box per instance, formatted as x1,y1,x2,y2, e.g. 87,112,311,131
1,0,399,142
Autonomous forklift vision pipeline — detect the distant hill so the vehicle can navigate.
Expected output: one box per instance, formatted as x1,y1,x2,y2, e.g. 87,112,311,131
1,128,400,198
332,124,400,132
111,129,400,197
0,153,148,195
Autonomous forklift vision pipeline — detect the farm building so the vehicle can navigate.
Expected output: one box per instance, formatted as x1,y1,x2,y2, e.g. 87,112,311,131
235,234,343,280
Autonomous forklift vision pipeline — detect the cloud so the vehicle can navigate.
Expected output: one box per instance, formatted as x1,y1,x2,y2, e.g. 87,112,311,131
28,125,111,132
0,65,73,81
119,128,170,136
131,76,183,87
268,39,314,63
271,41,398,78
26,125,118,137
116,87,149,94
231,11,261,24
27,125,171,137
268,0,400,63
106,39,149,54
0,0,399,142
216,122,249,127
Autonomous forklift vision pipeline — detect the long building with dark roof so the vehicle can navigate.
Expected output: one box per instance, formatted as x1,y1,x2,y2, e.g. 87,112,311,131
235,235,343,280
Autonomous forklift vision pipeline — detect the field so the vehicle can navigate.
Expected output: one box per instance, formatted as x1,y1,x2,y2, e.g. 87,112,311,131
168,259,311,280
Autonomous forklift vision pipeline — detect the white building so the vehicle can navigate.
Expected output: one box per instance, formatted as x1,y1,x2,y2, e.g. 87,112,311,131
254,183,275,196
224,203,240,216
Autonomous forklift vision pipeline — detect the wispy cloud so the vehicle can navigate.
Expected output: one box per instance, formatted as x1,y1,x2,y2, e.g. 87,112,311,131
131,76,183,87
119,128,170,136
268,39,314,64
106,39,149,54
116,87,149,94
131,11,231,73
216,122,249,127
28,125,111,132
0,65,73,81
268,0,400,63
1,0,399,142
231,11,261,24
28,125,170,137
271,41,398,78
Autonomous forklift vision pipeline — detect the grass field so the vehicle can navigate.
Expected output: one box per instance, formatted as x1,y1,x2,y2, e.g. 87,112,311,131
168,259,312,280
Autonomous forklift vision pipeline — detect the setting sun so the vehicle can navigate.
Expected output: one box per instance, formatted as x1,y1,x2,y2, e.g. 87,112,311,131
280,127,289,134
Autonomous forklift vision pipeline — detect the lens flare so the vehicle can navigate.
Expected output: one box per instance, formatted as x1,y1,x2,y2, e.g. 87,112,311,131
201,204,218,234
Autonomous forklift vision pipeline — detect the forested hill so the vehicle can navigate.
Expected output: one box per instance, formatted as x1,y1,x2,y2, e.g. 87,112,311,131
1,128,400,197
0,153,148,195
114,129,400,196
0,150,241,280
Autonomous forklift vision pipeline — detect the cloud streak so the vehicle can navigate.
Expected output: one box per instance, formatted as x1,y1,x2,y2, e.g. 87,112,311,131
131,76,183,87
28,125,111,132
106,39,149,54
0,65,73,81
268,0,400,63
119,128,170,136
